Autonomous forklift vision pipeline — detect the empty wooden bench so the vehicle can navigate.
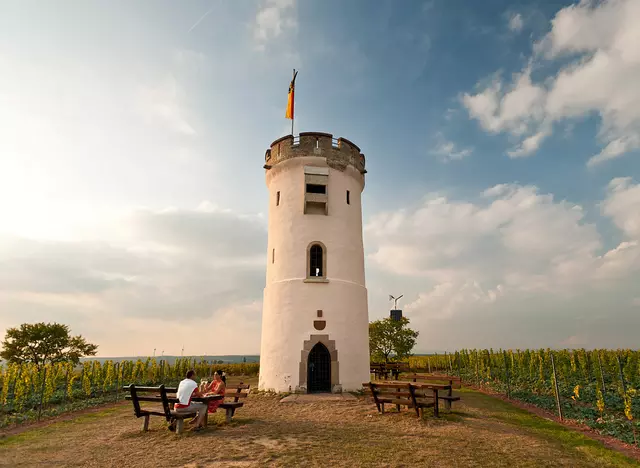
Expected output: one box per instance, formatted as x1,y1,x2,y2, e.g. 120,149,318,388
407,374,462,409
370,363,387,380
364,381,442,418
124,384,198,435
385,362,409,380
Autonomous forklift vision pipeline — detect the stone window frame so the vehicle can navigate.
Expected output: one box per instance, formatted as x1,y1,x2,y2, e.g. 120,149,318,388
305,241,328,282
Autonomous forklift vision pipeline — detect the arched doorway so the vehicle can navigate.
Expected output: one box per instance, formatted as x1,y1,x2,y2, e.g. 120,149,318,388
307,342,331,393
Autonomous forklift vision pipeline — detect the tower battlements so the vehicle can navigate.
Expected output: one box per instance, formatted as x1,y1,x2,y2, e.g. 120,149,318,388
264,132,366,174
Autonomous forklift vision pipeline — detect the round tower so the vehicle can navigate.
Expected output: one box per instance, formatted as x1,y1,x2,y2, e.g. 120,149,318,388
258,132,370,393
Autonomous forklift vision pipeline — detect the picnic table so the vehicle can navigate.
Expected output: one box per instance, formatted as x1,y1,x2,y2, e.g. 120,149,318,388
166,383,250,423
124,384,223,435
369,362,410,380
407,374,462,410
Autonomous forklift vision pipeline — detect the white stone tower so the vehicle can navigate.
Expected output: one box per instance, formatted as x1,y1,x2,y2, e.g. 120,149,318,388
258,132,370,393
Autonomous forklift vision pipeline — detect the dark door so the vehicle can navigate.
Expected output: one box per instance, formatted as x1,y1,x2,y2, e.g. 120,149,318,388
307,343,331,393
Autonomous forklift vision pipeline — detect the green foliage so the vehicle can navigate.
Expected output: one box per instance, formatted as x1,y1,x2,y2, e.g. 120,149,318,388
369,317,419,363
410,348,639,446
0,323,97,367
0,357,260,428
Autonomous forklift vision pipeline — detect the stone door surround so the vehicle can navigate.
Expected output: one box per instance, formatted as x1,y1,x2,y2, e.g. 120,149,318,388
298,334,340,392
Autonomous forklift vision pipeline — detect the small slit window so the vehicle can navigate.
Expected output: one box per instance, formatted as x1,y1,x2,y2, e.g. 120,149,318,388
346,190,350,205
306,184,326,194
276,191,280,206
272,248,275,264
309,244,324,277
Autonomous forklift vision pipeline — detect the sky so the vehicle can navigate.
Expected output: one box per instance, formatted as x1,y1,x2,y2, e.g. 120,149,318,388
0,0,639,356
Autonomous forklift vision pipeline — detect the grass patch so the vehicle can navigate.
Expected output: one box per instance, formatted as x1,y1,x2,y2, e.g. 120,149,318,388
0,407,120,447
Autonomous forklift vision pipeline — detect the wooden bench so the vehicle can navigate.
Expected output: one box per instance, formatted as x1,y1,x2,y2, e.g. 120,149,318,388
407,374,461,409
370,362,410,380
220,384,250,423
124,384,198,435
385,362,409,380
364,382,441,418
370,363,387,380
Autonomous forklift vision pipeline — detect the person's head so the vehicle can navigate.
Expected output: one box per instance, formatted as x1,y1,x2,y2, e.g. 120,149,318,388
214,370,226,383
186,369,196,380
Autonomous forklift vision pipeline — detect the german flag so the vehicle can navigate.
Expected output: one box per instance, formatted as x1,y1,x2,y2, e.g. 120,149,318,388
285,70,298,120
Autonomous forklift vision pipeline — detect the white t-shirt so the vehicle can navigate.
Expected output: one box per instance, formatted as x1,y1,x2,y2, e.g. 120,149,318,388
176,378,197,405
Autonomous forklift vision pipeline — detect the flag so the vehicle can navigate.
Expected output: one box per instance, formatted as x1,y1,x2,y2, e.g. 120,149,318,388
285,70,298,120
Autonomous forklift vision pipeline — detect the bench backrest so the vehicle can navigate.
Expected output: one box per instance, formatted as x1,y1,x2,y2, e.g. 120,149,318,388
385,362,409,369
407,374,461,389
365,382,419,408
225,383,250,402
124,384,172,420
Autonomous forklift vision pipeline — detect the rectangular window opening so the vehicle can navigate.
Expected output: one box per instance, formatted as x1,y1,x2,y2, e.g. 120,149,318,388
306,184,326,194
276,191,280,206
346,190,350,205
272,248,275,264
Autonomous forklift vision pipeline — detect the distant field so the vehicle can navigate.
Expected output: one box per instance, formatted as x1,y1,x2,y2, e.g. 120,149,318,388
79,355,260,365
1,385,637,467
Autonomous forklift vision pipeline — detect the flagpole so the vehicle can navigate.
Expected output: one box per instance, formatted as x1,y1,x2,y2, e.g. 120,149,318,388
291,68,295,136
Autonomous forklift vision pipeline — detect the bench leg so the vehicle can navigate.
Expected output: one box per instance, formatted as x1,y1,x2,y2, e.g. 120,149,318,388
380,403,385,414
204,411,208,428
225,408,233,423
176,419,185,435
142,414,150,432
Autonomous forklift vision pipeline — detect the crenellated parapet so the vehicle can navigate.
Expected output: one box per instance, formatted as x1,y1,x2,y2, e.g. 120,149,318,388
264,132,366,175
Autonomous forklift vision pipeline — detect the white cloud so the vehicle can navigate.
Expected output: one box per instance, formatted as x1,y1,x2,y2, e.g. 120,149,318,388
601,177,640,239
430,133,474,161
0,203,267,356
507,127,551,158
508,13,524,32
462,68,546,138
137,75,196,135
463,0,640,165
366,178,640,325
253,0,297,50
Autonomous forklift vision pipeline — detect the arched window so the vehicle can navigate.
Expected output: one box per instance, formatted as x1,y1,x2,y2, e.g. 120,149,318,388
307,242,326,279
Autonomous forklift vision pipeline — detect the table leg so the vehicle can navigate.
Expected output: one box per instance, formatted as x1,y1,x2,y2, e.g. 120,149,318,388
433,389,439,418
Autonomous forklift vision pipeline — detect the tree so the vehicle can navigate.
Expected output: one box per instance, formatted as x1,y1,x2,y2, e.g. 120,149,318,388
0,322,98,368
1,322,98,419
369,317,419,363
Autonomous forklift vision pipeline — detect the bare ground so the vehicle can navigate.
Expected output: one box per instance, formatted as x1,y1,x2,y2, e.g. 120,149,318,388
0,387,638,468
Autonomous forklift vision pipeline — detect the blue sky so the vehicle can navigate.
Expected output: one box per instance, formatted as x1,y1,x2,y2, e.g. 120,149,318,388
1,0,639,356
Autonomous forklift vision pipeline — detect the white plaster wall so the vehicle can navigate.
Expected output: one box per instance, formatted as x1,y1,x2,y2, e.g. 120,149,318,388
259,155,370,392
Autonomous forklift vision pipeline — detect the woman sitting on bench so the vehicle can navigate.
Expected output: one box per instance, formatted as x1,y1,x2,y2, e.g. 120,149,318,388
204,370,226,413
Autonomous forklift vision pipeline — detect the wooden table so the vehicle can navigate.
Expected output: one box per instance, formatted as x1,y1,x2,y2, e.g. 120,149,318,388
181,394,223,428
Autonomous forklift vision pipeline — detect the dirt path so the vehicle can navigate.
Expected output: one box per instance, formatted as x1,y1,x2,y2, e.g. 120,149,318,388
1,390,638,467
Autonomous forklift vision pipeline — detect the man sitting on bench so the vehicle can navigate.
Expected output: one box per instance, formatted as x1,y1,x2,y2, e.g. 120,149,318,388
173,369,207,432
